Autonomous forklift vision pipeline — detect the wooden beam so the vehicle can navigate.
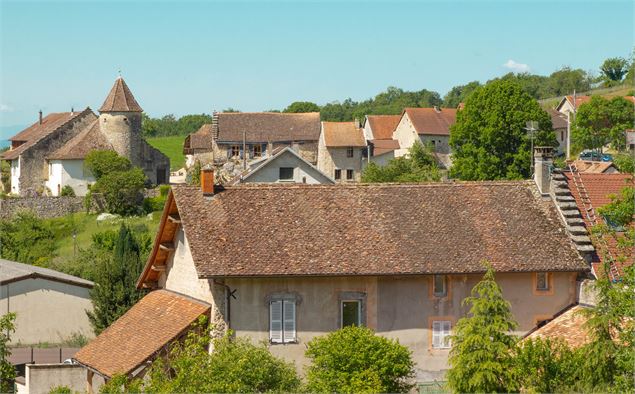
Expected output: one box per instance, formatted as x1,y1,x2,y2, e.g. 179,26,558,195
159,242,175,251
142,281,159,289
151,265,166,272
168,214,181,224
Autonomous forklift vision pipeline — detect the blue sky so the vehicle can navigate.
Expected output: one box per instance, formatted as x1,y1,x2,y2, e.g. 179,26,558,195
0,0,633,134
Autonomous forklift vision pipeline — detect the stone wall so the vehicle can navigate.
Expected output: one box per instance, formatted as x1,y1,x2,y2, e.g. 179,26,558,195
18,364,104,394
0,197,86,219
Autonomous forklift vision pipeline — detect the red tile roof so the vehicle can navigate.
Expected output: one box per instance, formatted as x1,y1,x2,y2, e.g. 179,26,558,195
370,139,400,156
525,304,591,348
548,108,568,130
99,77,143,112
404,108,456,136
322,122,366,147
216,112,320,143
366,115,401,140
73,290,210,377
141,182,588,282
183,124,214,153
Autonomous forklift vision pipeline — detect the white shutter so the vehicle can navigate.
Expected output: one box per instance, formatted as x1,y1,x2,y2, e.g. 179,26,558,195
283,300,296,343
442,321,451,348
270,301,283,343
432,321,441,348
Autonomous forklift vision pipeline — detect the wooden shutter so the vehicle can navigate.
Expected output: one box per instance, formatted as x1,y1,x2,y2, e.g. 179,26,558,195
442,321,451,348
432,321,441,348
270,301,283,343
283,300,296,343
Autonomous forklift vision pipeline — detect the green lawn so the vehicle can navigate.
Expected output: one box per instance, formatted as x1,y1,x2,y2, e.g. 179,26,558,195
146,135,186,170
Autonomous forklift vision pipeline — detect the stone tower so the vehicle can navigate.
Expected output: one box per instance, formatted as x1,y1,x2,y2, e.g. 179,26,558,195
98,77,144,167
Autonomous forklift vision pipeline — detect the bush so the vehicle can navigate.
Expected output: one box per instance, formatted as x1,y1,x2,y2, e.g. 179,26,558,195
60,185,75,197
84,150,131,180
48,386,73,394
0,211,56,266
305,326,415,393
362,142,441,183
92,168,146,216
612,153,634,174
0,313,16,393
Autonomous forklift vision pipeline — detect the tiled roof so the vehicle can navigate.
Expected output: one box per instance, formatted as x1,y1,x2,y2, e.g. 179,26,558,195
216,112,320,143
404,108,456,136
548,108,568,130
322,122,366,147
183,124,214,153
0,258,93,287
366,115,401,139
47,120,112,160
525,304,591,348
2,110,88,160
99,77,143,112
152,182,588,279
370,139,400,156
571,160,616,174
73,290,210,377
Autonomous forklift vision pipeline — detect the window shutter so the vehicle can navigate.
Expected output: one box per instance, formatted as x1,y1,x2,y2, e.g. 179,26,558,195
442,321,451,348
432,321,441,348
270,301,283,343
283,300,296,343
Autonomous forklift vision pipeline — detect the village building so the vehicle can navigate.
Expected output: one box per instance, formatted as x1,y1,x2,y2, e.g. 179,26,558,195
1,77,170,196
0,259,94,345
363,115,401,166
317,121,367,182
548,108,569,155
74,154,591,385
392,107,456,158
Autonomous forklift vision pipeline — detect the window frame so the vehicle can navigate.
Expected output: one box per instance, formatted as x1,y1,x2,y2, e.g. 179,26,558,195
431,320,452,349
334,169,341,180
253,144,262,158
268,297,298,344
337,291,366,328
533,272,554,295
433,274,447,297
230,145,240,158
279,167,294,181
346,169,354,180
346,147,354,158
341,300,362,328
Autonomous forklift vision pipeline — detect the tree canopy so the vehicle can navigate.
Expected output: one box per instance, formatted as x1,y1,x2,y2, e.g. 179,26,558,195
142,113,212,137
572,96,633,152
283,101,320,113
443,81,481,108
600,57,629,85
449,79,556,180
361,142,441,183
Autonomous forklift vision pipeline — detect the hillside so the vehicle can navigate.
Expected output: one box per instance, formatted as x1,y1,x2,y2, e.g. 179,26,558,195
538,84,634,109
146,135,186,171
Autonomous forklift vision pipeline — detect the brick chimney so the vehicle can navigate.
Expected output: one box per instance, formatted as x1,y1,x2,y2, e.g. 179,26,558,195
39,110,43,125
201,165,214,196
534,146,553,195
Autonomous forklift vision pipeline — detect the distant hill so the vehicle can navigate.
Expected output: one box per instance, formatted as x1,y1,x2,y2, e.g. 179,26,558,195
539,84,634,109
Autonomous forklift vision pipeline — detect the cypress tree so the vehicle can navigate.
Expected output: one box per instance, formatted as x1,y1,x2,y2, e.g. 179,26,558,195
447,264,519,393
87,224,146,334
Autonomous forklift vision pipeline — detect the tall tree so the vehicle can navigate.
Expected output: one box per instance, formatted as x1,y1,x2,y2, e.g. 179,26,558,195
447,265,519,393
0,313,16,393
572,96,633,152
443,81,481,108
283,101,320,113
600,57,629,84
548,67,592,96
87,224,146,334
449,79,556,180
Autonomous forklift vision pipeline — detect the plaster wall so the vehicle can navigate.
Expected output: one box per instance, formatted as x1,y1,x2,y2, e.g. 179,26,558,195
392,113,419,157
316,132,363,182
46,160,95,197
419,135,450,154
244,150,333,184
10,159,20,194
21,364,103,394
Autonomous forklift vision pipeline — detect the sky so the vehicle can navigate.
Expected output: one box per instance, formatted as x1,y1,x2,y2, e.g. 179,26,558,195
0,0,633,134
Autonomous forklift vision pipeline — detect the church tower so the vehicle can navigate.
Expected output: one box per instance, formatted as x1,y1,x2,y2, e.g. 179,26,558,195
98,76,144,167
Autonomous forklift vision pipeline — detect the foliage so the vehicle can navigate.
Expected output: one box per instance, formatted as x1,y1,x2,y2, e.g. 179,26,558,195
60,185,75,197
443,81,481,107
597,186,635,229
84,150,131,180
612,153,634,174
361,142,441,183
142,113,212,137
283,101,320,113
144,186,170,213
600,57,629,84
93,168,146,216
572,96,633,151
59,332,89,348
0,211,56,265
305,326,415,393
48,386,73,394
0,313,17,393
449,79,556,180
548,66,593,96
188,159,201,186
447,265,519,393
87,224,147,334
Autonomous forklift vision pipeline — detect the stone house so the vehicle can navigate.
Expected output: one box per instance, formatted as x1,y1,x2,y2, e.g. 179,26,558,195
317,122,367,182
363,115,401,166
1,77,170,196
183,112,321,170
392,107,456,157
73,166,590,386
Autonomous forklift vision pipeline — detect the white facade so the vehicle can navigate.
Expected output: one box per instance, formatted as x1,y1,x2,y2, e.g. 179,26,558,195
392,113,450,157
45,159,94,197
10,159,20,194
241,148,334,185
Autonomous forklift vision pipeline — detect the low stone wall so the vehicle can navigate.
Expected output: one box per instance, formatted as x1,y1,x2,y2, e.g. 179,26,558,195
18,364,104,394
0,197,85,219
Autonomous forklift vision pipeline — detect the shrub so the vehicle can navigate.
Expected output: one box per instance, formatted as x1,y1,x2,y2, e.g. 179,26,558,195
84,150,131,180
60,185,75,197
362,142,441,183
92,168,146,216
48,386,73,394
612,153,634,174
0,313,16,393
305,326,415,393
0,211,56,265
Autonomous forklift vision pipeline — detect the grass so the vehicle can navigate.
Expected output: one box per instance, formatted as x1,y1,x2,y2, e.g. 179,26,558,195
538,83,634,108
146,135,186,170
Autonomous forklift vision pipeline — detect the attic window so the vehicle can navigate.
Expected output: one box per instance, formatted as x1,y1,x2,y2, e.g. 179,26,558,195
347,147,354,158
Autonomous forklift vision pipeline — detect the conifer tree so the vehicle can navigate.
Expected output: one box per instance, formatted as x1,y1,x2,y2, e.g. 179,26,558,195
447,265,519,393
87,224,146,334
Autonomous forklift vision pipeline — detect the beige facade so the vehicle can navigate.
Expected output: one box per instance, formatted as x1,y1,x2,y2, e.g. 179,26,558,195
15,364,104,394
317,132,364,182
393,113,450,157
0,277,94,345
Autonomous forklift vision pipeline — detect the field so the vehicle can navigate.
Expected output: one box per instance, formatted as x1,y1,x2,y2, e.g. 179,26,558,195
146,135,186,170
539,84,634,109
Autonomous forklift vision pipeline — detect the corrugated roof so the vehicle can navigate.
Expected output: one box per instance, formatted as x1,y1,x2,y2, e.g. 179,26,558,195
73,290,210,377
216,112,320,143
47,120,112,160
322,122,366,147
0,259,93,287
366,115,401,140
525,304,591,348
99,77,143,112
142,182,588,281
404,108,456,136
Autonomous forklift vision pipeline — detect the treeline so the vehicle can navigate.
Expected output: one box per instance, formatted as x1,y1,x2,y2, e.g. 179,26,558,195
142,113,212,137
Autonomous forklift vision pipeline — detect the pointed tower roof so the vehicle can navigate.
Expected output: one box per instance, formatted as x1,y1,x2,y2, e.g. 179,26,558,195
99,77,143,112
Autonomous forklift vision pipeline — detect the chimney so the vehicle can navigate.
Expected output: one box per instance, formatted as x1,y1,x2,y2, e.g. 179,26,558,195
534,146,553,195
201,165,214,196
353,118,361,128
39,110,43,125
434,106,441,113
71,107,74,116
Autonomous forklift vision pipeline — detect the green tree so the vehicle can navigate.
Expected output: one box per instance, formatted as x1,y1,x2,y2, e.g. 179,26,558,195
0,313,16,393
548,66,592,96
447,265,519,393
572,96,633,152
60,185,75,197
612,153,634,174
490,72,552,99
305,326,415,393
87,224,146,334
84,150,131,180
600,57,629,84
283,101,320,113
443,81,481,107
92,168,146,216
0,211,56,265
449,79,556,180
361,142,441,183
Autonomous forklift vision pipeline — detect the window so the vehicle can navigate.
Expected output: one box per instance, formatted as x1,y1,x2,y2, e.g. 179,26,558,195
432,321,451,349
253,144,262,157
279,167,294,180
334,169,341,180
269,300,296,344
230,145,240,157
341,300,361,327
346,147,354,158
561,131,565,141
536,272,549,291
346,169,354,180
433,275,447,297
